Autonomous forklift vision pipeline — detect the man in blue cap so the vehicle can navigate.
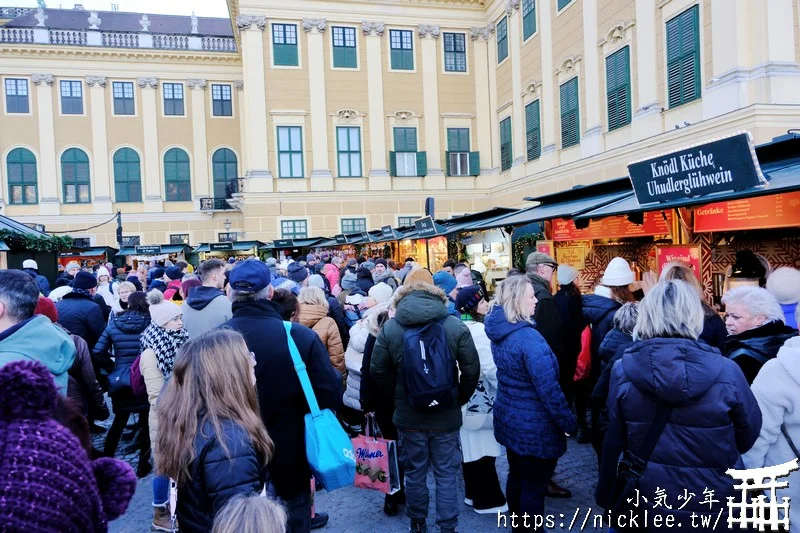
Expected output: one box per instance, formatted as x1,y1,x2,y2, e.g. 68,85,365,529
223,259,342,532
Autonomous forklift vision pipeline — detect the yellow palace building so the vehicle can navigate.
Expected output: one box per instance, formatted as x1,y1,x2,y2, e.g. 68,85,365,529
0,0,799,248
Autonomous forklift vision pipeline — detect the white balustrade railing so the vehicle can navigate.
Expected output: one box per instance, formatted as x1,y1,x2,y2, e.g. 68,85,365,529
0,28,34,43
101,32,139,48
202,36,236,52
49,29,87,45
153,34,189,50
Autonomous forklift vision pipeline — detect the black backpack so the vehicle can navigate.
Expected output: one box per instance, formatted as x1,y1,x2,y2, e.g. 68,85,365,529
402,317,458,411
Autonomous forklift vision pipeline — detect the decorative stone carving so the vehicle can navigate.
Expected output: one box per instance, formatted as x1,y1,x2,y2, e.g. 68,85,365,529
598,20,635,48
191,12,198,34
236,15,266,32
361,21,385,37
136,77,158,89
555,55,582,75
506,0,521,15
395,110,416,122
85,75,107,88
139,14,151,32
31,73,54,86
302,18,327,33
337,109,359,120
470,23,494,41
88,11,101,30
234,80,244,90
418,24,440,39
187,78,207,90
34,6,46,27
521,80,542,98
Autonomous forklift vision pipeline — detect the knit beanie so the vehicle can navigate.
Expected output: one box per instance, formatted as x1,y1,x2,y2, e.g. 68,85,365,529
147,290,182,327
65,261,81,274
369,282,394,305
433,270,457,295
341,271,358,291
181,278,202,298
456,284,484,312
152,268,166,281
165,266,183,281
126,275,143,292
288,262,309,283
557,264,579,286
96,266,111,279
308,274,326,290
362,261,376,272
34,296,59,324
404,267,434,286
73,271,98,290
602,257,635,287
767,267,800,305
0,360,137,531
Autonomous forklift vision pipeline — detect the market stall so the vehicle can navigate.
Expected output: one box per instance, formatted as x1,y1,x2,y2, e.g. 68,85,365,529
58,246,117,269
193,240,264,262
0,214,65,281
312,234,360,261
116,244,194,270
265,237,326,261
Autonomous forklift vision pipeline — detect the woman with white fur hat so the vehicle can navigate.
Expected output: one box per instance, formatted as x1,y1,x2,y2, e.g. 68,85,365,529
767,266,800,329
96,266,116,308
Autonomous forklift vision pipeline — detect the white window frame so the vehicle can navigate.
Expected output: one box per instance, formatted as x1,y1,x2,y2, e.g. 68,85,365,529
58,79,84,116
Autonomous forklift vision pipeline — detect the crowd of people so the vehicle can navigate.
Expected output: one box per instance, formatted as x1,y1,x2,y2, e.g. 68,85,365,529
1,249,799,532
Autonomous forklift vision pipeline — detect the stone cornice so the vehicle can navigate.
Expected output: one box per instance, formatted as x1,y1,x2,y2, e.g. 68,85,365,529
0,45,242,64
302,18,327,33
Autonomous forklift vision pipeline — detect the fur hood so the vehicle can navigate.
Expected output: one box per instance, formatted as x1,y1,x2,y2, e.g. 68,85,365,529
364,301,392,336
392,282,449,328
390,282,447,308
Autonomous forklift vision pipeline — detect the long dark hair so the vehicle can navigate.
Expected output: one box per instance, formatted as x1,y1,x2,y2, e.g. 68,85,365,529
124,291,150,316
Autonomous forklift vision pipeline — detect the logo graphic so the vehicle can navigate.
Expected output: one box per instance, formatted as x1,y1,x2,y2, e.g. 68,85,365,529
342,448,356,462
726,459,799,530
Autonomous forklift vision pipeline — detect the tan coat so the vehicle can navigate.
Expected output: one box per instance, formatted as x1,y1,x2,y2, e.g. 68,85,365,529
298,303,346,375
139,347,164,453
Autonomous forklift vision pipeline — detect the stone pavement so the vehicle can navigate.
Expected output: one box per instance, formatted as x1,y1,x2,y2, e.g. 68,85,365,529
106,430,604,533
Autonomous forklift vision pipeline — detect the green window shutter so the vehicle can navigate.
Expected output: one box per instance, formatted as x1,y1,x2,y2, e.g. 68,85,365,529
497,18,508,63
522,0,536,39
500,117,512,171
666,6,700,108
469,151,480,176
447,129,457,151
606,46,631,131
389,152,397,176
445,151,451,176
560,77,580,148
525,100,541,161
416,152,427,177
557,0,572,10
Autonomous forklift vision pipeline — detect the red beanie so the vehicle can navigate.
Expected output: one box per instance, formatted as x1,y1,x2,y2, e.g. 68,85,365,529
34,296,58,324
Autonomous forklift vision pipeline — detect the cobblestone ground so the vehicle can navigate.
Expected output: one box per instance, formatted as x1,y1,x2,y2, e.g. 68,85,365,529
100,411,604,533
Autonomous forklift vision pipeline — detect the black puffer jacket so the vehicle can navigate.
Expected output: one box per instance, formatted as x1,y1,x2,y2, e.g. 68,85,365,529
725,320,797,384
178,418,267,533
94,310,151,412
699,305,727,351
582,294,622,379
56,291,105,352
553,284,586,393
591,328,636,448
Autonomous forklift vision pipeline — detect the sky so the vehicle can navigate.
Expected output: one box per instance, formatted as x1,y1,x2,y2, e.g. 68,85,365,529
6,0,230,17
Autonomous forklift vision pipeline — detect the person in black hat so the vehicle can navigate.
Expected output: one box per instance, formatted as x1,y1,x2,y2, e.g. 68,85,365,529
56,271,105,353
149,267,168,293
288,262,310,288
223,260,342,532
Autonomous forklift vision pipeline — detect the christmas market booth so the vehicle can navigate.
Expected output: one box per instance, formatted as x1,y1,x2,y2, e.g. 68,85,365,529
573,131,800,304
116,244,194,269
312,234,360,260
193,240,265,262
262,237,326,261
0,214,69,281
58,246,118,269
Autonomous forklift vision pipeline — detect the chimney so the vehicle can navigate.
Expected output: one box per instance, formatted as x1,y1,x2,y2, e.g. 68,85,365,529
110,3,119,11
74,3,84,10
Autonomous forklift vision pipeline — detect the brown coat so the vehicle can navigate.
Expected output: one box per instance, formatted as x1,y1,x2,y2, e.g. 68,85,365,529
298,303,346,375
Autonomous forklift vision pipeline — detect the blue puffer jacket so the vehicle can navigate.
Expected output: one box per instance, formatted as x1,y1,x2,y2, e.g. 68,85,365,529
177,418,267,533
582,294,621,379
56,291,105,352
597,338,762,530
94,310,151,412
484,306,577,459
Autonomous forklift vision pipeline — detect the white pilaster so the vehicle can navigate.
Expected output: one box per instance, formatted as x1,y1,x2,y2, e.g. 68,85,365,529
420,24,445,189
363,21,391,191
507,4,526,167
303,18,334,191
138,77,162,212
487,26,501,171
32,74,59,216
237,15,273,193
471,25,495,180
188,80,210,198
632,0,661,137
538,0,557,161
581,0,603,157
86,76,112,214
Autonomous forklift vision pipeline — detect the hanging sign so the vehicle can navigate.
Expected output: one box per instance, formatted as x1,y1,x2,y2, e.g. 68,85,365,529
694,192,800,233
335,234,348,244
273,239,294,248
552,211,672,242
628,132,765,205
361,231,376,243
655,245,702,281
556,245,586,270
414,216,438,238
135,245,162,255
381,225,395,239
209,242,234,252
535,240,554,257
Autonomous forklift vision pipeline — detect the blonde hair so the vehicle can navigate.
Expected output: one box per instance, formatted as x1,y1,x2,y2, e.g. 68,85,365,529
298,286,329,310
660,261,704,296
156,328,273,485
490,275,534,324
634,280,703,341
116,281,136,294
212,494,287,533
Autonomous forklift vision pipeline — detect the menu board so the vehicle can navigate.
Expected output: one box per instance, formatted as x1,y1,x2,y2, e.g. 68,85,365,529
556,245,586,269
536,241,554,257
693,192,800,233
655,245,702,280
551,211,672,242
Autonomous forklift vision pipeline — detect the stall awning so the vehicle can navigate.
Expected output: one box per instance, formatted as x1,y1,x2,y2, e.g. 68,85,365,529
60,246,117,258
466,189,634,231
574,158,800,222
192,241,264,253
0,241,9,252
117,245,191,256
0,214,48,236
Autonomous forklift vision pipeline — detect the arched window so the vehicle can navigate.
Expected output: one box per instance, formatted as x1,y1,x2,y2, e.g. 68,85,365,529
164,148,191,202
61,148,90,203
6,148,37,205
113,148,142,203
212,148,237,198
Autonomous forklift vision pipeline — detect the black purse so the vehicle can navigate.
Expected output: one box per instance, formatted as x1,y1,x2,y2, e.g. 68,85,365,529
611,404,672,520
108,362,133,395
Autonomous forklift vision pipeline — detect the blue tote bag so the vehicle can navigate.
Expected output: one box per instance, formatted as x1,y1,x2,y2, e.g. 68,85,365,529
283,322,356,491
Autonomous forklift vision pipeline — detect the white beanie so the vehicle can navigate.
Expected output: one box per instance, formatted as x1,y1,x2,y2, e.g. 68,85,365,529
557,264,579,286
22,259,38,270
96,266,111,279
602,257,635,287
147,290,182,327
767,267,800,305
369,282,394,305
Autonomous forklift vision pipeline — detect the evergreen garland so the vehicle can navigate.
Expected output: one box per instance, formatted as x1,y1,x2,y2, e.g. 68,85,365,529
0,230,73,253
512,231,543,269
